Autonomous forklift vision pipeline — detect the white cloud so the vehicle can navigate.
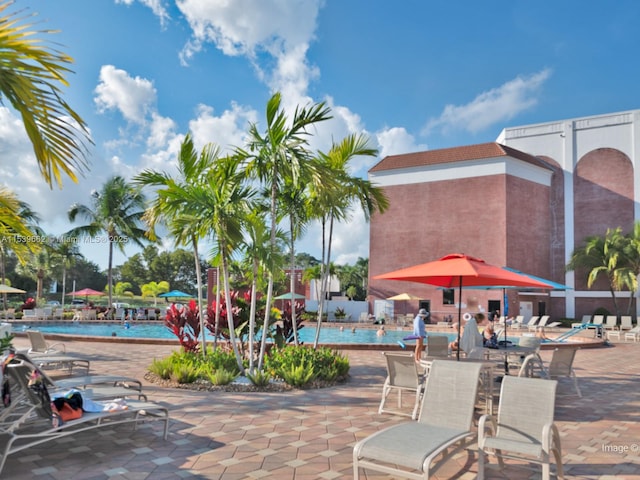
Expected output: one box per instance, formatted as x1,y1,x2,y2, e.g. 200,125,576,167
94,65,157,125
188,103,257,154
376,127,428,159
423,69,552,135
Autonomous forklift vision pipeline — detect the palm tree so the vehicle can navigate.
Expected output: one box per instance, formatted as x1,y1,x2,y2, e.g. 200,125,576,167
135,134,221,355
0,189,40,285
238,92,331,363
567,227,635,316
308,133,388,347
49,236,83,307
67,176,148,308
0,2,91,188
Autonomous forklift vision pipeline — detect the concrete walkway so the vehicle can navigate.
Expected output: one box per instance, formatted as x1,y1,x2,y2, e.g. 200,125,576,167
3,336,639,479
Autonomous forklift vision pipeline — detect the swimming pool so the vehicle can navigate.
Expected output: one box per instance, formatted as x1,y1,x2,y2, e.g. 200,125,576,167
12,322,464,345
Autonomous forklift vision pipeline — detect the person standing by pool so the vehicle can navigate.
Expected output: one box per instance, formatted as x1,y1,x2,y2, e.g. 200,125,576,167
413,309,429,361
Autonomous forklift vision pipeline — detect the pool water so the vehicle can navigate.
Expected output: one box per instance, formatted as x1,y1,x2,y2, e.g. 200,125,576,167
12,322,469,345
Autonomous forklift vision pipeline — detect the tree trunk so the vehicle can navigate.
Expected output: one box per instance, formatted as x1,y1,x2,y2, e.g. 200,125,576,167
193,238,206,356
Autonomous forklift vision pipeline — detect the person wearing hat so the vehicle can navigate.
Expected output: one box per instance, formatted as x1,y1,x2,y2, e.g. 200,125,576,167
413,308,429,361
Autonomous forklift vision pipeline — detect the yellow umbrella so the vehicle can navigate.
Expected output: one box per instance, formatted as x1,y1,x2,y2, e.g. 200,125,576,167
386,293,422,301
0,284,26,294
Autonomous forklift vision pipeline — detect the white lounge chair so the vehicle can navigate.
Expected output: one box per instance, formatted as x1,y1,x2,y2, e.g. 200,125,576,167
26,330,65,354
27,329,67,355
619,315,633,331
478,376,563,480
0,359,169,476
572,314,591,329
523,316,540,332
354,360,482,479
624,325,640,342
378,352,424,420
516,315,540,330
603,315,618,331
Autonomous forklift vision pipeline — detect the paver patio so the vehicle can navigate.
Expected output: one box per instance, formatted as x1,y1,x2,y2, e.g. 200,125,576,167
3,335,639,479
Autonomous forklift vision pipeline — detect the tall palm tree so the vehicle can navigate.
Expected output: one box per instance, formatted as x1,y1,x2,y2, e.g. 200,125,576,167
0,2,91,188
67,176,148,308
567,227,634,316
308,134,388,347
238,92,331,363
49,236,83,307
135,134,221,355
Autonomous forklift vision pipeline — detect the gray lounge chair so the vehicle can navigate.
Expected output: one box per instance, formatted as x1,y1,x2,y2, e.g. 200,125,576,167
14,352,146,401
354,360,482,479
0,359,169,475
478,376,563,480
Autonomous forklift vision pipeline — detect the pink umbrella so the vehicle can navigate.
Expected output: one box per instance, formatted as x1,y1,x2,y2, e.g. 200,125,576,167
66,288,104,303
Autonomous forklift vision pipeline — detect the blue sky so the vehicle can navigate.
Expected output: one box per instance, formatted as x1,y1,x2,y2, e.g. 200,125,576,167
2,0,640,271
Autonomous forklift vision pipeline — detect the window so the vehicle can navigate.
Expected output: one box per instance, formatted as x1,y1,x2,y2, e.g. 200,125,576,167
443,288,455,305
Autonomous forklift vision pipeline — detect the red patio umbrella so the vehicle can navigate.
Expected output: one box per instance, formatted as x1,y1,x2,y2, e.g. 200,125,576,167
374,253,554,359
66,288,104,303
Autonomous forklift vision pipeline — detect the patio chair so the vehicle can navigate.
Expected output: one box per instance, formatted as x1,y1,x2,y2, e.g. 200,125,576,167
26,330,66,354
425,335,449,357
22,309,36,320
378,352,424,420
624,325,640,342
3,308,15,320
354,360,482,480
52,308,64,320
544,348,581,397
0,359,169,476
511,315,525,329
478,376,562,480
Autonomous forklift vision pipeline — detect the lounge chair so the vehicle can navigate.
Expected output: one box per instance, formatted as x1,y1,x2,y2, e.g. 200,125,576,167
29,354,90,375
26,330,66,355
619,315,633,331
624,325,640,342
0,358,169,476
22,309,36,320
511,315,525,328
425,335,449,357
529,315,547,332
14,352,146,401
571,314,591,329
3,308,15,320
522,316,540,332
478,376,563,480
354,360,482,479
378,352,424,420
603,315,618,331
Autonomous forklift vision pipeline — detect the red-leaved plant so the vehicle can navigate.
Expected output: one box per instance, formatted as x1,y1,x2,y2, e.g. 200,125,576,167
165,300,201,353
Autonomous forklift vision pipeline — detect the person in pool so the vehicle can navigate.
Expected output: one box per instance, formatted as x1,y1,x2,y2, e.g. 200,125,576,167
376,325,386,337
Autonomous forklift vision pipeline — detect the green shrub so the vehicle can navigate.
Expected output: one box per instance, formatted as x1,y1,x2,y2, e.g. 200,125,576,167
206,368,238,385
149,357,175,379
205,348,241,374
170,363,200,383
264,345,350,385
246,369,271,387
278,362,315,387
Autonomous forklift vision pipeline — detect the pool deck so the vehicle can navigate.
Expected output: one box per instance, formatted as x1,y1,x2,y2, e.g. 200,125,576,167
3,334,638,479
